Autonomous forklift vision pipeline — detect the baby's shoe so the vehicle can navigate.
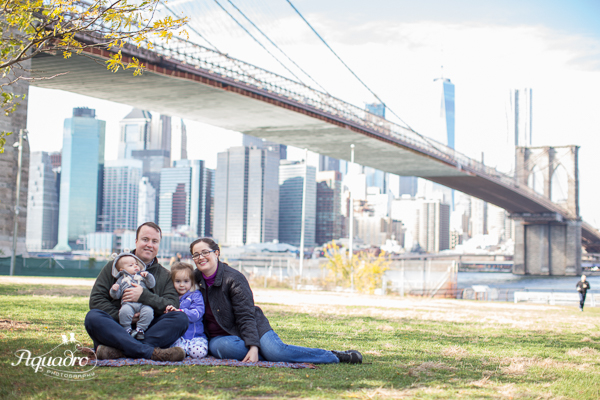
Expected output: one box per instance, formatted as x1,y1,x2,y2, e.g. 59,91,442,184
135,328,145,340
126,328,132,335
130,328,138,338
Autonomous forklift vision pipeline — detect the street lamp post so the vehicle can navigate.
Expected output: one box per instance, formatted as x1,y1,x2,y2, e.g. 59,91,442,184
10,129,26,276
348,144,355,291
298,148,308,278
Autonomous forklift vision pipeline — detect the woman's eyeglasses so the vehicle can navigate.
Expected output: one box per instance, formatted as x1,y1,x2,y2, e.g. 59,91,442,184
192,250,215,260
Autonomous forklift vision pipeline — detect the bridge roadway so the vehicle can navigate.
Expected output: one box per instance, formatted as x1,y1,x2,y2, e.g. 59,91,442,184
29,36,600,252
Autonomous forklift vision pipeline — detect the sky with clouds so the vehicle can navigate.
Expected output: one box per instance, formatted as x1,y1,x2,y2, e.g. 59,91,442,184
26,0,600,226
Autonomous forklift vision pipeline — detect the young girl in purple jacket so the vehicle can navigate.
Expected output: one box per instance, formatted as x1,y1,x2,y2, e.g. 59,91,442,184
166,262,208,359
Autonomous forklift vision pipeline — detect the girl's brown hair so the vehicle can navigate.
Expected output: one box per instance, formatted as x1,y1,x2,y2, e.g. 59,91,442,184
170,262,194,283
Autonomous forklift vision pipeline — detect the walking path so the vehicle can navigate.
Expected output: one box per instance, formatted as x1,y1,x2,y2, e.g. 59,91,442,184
0,275,552,311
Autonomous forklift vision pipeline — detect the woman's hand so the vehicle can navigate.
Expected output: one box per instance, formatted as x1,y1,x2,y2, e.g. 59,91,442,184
242,346,259,363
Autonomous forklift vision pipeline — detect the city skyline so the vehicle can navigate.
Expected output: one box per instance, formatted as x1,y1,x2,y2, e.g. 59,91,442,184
23,1,600,228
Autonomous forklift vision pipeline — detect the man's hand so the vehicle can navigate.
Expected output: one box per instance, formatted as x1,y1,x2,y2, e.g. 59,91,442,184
242,346,259,363
140,271,148,277
164,305,178,313
122,283,143,303
131,312,140,324
111,283,119,291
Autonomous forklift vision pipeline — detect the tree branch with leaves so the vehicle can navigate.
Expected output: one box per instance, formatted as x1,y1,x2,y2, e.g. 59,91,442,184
0,0,188,152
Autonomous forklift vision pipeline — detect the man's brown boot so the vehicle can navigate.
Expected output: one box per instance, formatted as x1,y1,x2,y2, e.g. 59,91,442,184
151,347,185,362
96,345,125,360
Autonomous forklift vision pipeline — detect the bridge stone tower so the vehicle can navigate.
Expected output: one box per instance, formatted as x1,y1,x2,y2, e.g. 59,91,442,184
512,146,581,275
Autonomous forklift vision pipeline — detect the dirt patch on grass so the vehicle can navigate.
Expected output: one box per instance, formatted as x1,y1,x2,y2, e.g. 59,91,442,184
500,357,537,375
566,347,599,357
376,325,394,332
17,287,91,297
441,345,469,360
499,356,591,376
353,386,445,399
0,319,32,330
408,361,456,376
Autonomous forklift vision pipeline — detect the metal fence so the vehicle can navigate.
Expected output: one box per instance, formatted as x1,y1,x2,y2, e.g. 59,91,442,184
220,256,458,296
0,256,108,278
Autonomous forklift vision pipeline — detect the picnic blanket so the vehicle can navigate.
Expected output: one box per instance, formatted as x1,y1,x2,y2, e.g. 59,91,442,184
90,356,316,369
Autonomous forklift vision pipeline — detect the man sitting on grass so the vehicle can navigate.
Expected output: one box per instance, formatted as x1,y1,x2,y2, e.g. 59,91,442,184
85,222,189,361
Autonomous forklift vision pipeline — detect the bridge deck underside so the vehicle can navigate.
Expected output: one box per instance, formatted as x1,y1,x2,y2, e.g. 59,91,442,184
31,53,465,178
427,176,552,214
30,52,600,248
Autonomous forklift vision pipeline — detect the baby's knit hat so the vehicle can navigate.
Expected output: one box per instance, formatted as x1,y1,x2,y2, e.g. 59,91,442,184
111,250,147,278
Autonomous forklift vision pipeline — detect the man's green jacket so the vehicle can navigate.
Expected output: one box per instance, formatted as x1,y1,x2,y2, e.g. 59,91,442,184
89,257,180,321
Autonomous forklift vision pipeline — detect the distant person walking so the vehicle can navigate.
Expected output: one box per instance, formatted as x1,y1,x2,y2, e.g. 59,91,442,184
576,275,591,311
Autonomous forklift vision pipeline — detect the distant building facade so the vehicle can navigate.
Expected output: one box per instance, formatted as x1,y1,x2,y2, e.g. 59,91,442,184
214,146,279,246
417,199,450,253
119,109,188,222
318,155,340,172
101,159,143,232
315,170,342,245
242,134,287,160
26,152,59,251
279,161,316,247
54,108,105,251
158,159,214,237
138,177,156,225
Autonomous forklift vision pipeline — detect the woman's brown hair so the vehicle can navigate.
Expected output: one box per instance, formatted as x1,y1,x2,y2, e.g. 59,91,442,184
189,237,220,256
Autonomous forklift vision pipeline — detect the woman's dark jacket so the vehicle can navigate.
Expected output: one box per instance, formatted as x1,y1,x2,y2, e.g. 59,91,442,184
194,261,272,348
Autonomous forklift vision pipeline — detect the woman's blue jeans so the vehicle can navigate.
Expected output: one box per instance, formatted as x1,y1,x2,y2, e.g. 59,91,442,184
208,330,339,364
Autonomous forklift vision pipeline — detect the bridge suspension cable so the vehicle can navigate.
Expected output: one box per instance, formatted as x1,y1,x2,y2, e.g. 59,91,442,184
225,0,330,94
212,0,312,88
283,0,415,131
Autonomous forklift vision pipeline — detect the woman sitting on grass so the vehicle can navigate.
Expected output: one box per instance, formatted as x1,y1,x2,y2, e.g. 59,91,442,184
190,237,362,364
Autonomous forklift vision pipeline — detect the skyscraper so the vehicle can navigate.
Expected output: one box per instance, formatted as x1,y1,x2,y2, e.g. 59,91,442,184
158,159,214,237
138,177,156,225
170,117,188,165
118,109,188,221
418,199,450,253
315,171,342,245
118,109,152,159
26,152,59,251
508,88,533,175
471,197,488,237
101,159,143,232
434,77,455,149
318,155,340,172
214,146,279,246
279,161,316,247
54,107,105,251
399,176,418,197
509,88,533,148
242,134,287,160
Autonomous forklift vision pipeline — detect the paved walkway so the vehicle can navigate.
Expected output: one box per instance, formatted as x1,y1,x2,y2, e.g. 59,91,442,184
0,276,552,311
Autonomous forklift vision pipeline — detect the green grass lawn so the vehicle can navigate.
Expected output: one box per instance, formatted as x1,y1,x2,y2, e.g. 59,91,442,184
1,282,599,399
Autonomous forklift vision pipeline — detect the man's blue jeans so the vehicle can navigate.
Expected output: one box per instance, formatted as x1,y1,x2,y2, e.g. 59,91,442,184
84,309,188,359
208,330,339,364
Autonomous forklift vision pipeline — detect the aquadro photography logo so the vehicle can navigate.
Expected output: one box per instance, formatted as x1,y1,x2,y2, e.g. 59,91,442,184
11,333,97,381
